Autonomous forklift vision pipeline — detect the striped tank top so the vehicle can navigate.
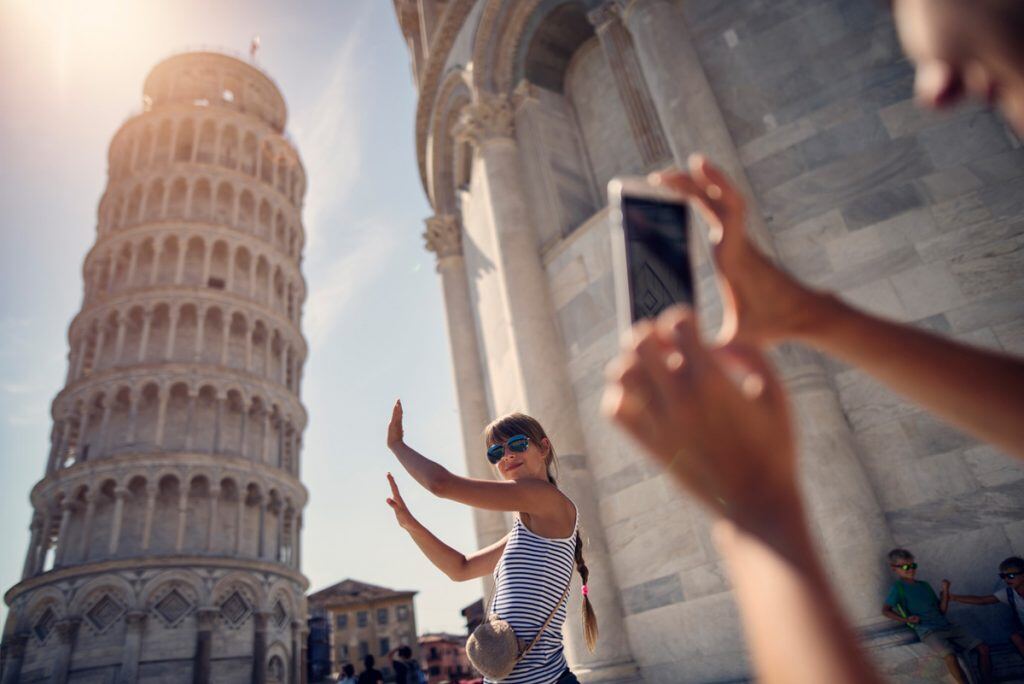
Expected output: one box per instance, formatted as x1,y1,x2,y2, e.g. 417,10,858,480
487,506,578,684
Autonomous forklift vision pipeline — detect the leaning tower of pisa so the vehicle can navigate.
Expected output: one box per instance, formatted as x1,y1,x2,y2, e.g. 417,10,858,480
1,52,309,684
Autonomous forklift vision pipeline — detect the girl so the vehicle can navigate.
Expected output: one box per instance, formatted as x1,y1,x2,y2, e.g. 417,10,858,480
384,400,596,683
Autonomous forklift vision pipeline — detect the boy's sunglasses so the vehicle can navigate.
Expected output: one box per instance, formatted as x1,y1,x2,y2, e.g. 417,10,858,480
999,572,1020,580
891,563,918,571
486,435,529,464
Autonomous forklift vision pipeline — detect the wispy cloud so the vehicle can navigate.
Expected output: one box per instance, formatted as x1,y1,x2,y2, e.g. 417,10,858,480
292,9,370,253
304,216,399,352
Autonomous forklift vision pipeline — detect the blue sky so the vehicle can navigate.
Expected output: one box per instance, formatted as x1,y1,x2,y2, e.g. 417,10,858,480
0,0,480,633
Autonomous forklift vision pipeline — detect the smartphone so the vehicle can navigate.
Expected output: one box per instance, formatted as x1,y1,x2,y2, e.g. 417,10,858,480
609,176,695,334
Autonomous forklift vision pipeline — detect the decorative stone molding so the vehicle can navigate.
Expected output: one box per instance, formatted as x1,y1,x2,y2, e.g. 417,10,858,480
423,215,462,260
588,0,672,166
452,94,515,147
413,0,479,189
511,79,540,111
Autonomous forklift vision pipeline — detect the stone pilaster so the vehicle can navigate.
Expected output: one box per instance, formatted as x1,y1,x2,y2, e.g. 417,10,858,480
455,100,639,680
194,608,217,684
116,612,147,684
252,611,269,684
0,633,29,684
53,617,82,684
588,1,671,167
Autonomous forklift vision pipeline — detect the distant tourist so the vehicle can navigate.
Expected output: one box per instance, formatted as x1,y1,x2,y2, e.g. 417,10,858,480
385,400,590,683
947,556,1024,659
882,548,992,683
336,663,357,684
392,645,425,684
357,655,383,684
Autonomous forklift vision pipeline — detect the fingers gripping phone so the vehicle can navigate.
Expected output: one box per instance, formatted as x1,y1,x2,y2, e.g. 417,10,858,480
609,177,695,335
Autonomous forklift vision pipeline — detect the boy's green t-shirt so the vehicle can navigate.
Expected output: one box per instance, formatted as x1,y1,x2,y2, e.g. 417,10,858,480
885,579,951,636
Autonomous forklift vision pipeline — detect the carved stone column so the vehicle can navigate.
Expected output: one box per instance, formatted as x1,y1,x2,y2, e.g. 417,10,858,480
165,309,180,359
175,489,189,551
54,501,75,567
109,486,129,555
79,491,98,561
236,491,247,555
588,1,671,167
207,486,221,552
289,619,302,684
137,309,153,362
252,611,269,684
97,401,113,458
142,484,158,550
424,213,508,600
52,617,81,684
116,612,147,683
113,313,128,363
193,608,217,684
454,93,638,680
155,388,170,448
21,513,43,579
0,632,29,684
256,493,266,558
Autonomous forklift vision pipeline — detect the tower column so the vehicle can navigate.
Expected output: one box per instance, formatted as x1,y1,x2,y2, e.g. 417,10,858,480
207,485,221,552
150,243,163,285
52,617,81,684
116,612,147,684
21,513,43,579
175,488,188,551
54,501,75,567
252,612,270,684
109,486,129,555
141,484,157,550
113,313,128,362
194,608,217,684
0,633,29,684
137,309,153,362
165,309,180,360
154,387,170,448
79,491,98,561
424,214,507,600
454,93,638,679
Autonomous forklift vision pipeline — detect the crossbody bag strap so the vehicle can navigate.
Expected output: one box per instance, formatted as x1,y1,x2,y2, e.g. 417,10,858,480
518,576,573,662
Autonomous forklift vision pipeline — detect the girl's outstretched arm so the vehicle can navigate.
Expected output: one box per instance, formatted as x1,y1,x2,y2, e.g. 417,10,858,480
386,400,568,518
386,473,507,581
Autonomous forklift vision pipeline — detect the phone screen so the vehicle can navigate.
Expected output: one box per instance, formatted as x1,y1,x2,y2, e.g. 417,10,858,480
622,194,693,322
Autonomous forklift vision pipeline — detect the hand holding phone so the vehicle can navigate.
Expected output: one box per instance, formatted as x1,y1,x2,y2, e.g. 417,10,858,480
609,176,695,333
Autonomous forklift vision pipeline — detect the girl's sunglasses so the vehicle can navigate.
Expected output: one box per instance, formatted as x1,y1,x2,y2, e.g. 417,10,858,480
486,435,529,464
999,572,1020,580
891,563,918,571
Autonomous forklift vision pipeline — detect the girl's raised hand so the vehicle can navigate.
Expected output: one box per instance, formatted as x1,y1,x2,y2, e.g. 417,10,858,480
387,399,404,450
386,473,417,530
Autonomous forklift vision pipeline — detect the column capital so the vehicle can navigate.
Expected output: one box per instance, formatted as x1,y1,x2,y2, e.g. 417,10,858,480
587,0,627,28
196,607,219,629
124,611,148,628
55,617,82,643
253,611,271,631
114,486,132,500
452,93,515,146
423,215,462,260
511,79,540,110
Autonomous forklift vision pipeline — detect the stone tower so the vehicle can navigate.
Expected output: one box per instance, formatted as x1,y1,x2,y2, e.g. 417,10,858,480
1,52,309,684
